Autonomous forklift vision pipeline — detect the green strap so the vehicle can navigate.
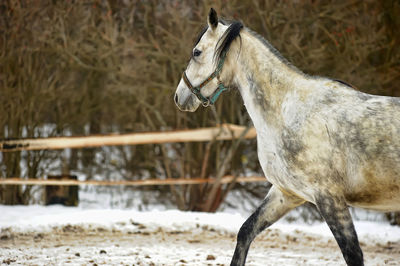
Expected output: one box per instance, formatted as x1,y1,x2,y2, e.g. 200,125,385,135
209,83,228,105
182,50,228,106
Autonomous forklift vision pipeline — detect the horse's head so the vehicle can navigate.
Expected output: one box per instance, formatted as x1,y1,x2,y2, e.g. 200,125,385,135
174,8,242,112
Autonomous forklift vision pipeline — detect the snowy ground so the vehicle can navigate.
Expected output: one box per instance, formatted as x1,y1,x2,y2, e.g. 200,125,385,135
0,205,399,265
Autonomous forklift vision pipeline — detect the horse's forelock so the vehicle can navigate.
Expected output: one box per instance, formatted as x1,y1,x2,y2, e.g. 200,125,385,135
192,20,243,63
215,21,243,62
195,26,209,47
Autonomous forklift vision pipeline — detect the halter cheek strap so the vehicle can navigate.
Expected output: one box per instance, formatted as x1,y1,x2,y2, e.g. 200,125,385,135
182,51,228,107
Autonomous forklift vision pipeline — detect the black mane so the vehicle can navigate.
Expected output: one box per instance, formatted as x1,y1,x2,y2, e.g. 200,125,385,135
215,21,243,61
193,20,243,63
194,26,208,46
245,27,301,73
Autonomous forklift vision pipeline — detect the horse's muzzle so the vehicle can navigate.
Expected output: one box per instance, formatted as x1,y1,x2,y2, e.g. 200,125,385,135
174,93,198,112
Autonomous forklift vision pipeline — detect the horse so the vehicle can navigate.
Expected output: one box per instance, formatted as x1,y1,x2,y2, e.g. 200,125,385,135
174,8,400,266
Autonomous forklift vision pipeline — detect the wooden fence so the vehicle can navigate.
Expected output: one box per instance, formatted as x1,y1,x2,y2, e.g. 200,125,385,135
0,176,266,186
0,124,256,152
0,124,263,186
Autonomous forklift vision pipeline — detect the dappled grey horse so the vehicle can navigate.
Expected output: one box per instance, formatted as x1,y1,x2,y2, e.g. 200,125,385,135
174,8,400,266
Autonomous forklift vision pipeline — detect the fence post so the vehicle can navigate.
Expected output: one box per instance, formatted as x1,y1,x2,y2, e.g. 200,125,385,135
45,175,79,206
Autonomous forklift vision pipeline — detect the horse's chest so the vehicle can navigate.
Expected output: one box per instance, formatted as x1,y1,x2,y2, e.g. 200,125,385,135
256,134,311,198
257,136,288,185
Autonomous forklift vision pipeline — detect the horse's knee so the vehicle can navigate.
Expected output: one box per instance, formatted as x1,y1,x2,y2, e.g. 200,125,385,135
232,208,270,266
232,186,304,266
236,214,262,244
237,220,251,243
237,186,303,242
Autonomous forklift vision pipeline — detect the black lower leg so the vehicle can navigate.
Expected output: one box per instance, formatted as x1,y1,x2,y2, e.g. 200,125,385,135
230,186,303,266
231,203,271,266
316,196,364,266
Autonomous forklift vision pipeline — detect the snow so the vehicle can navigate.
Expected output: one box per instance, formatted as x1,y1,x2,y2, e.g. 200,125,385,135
0,205,398,243
1,205,399,265
0,175,398,265
0,205,244,235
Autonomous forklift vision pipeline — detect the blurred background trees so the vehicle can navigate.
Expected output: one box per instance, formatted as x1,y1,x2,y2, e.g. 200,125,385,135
0,0,399,212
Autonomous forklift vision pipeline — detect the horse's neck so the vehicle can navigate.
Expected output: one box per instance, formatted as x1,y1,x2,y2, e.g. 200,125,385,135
233,30,307,132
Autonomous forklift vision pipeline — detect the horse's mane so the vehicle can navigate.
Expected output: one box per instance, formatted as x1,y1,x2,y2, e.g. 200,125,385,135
194,19,302,75
193,20,243,63
244,27,302,74
214,20,243,62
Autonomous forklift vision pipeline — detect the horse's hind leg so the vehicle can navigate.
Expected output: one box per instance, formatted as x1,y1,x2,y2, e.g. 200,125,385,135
230,185,304,266
315,195,364,266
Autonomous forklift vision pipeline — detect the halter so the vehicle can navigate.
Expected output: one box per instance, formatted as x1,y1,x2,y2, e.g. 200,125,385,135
182,50,228,107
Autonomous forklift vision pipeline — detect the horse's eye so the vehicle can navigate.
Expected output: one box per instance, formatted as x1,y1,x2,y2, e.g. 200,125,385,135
193,48,202,57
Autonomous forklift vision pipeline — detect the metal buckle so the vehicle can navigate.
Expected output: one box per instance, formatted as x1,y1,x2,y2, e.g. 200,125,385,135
202,99,211,107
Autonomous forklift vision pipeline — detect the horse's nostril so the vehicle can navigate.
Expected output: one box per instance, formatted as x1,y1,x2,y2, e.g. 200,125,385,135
174,93,178,104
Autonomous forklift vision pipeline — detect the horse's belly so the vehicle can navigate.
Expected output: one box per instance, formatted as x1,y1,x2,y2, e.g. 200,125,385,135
345,183,400,212
348,198,400,212
345,169,400,212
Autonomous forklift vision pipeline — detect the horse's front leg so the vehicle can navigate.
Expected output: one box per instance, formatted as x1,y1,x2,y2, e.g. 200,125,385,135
231,185,304,266
315,195,364,266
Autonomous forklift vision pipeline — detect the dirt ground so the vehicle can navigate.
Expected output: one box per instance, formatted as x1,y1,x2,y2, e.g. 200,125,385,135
1,225,399,266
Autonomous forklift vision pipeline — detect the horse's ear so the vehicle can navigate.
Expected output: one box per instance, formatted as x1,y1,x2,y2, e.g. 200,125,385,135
208,8,218,30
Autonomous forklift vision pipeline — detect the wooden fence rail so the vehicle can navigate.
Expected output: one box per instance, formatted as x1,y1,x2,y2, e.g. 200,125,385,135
0,176,266,186
0,124,256,152
0,124,262,189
